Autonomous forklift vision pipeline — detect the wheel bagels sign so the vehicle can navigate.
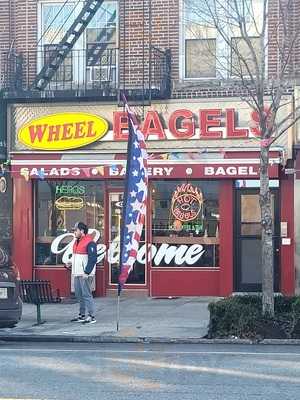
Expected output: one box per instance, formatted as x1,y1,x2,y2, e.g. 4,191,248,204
17,107,268,151
18,112,109,151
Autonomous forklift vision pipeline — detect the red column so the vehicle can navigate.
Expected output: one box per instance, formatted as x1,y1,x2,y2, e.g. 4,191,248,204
280,175,295,295
12,178,33,279
219,180,234,296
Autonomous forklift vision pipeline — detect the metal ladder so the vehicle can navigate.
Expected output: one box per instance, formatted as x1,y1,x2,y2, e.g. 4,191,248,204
31,0,105,90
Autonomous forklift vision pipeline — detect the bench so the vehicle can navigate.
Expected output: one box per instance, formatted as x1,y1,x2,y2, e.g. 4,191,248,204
19,280,61,325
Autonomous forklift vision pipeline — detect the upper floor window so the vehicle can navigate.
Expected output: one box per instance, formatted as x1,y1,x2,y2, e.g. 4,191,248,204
86,2,117,83
39,2,75,82
40,2,75,44
38,1,118,86
182,0,264,80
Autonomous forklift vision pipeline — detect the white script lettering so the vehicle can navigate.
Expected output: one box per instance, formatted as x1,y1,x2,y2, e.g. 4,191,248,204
50,230,209,267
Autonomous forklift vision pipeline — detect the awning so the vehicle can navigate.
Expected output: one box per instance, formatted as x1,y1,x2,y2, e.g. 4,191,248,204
10,157,281,180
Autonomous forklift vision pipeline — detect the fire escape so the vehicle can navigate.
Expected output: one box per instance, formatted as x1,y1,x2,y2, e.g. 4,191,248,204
0,0,171,102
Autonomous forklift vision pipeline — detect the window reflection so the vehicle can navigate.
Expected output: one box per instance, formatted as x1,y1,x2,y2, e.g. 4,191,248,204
151,180,220,268
35,180,104,265
241,193,275,236
152,180,219,238
109,192,146,285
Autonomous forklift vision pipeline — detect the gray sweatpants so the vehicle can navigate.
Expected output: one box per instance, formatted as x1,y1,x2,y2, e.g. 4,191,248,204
74,276,96,317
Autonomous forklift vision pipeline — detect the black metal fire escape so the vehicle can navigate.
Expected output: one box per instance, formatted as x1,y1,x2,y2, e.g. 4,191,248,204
0,0,171,100
31,0,106,91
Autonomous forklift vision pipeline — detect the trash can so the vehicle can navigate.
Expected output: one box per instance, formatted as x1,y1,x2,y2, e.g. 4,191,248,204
0,247,22,328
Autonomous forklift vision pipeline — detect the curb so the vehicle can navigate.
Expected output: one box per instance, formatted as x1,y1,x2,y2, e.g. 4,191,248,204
1,335,300,345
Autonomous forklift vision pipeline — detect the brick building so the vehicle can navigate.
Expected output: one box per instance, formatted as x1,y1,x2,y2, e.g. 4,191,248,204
0,0,299,297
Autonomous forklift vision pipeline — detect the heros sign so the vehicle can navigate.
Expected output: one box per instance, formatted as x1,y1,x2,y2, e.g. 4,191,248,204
55,185,85,210
55,197,84,210
18,112,109,151
51,230,215,268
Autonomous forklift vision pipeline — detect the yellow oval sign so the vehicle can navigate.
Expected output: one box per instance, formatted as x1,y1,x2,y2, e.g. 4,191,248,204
18,112,109,151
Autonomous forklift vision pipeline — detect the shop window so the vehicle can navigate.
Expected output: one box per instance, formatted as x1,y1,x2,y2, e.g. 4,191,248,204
0,173,12,252
35,180,104,266
151,180,220,268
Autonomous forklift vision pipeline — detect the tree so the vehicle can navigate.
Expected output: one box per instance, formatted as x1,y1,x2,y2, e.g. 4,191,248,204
184,0,300,315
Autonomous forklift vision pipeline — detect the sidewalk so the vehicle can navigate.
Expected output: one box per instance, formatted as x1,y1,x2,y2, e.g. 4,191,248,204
0,295,214,343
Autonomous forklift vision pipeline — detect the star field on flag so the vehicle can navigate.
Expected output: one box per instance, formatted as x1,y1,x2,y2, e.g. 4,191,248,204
118,105,148,292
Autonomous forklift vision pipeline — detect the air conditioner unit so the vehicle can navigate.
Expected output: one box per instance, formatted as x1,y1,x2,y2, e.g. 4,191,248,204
87,66,111,83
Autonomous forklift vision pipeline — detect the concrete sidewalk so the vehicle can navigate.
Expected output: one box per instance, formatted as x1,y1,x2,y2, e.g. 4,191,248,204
0,295,214,342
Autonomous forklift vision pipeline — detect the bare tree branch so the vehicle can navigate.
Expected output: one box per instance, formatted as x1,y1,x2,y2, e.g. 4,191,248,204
269,108,300,146
183,0,300,316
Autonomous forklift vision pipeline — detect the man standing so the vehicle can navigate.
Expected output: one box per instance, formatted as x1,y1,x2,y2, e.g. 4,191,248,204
70,222,97,324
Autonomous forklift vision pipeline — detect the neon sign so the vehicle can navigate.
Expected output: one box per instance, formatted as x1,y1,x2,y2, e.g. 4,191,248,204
55,196,84,210
55,185,85,196
171,184,203,222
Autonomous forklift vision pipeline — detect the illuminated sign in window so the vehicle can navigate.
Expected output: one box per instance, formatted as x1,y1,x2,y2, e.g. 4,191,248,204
171,183,203,222
55,185,85,196
55,196,84,210
54,185,86,210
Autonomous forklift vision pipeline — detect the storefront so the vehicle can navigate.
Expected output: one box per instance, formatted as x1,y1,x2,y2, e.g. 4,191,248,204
7,99,295,297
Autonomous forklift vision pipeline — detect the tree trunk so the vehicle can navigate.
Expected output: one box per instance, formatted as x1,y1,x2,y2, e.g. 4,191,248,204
260,145,274,316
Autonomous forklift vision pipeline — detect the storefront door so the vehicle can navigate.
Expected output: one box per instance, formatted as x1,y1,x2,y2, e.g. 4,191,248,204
235,188,280,292
107,192,147,289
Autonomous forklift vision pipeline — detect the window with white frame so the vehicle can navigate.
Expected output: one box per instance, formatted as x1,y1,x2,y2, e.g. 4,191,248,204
38,1,118,85
39,3,75,82
86,1,117,84
40,3,75,44
182,0,264,79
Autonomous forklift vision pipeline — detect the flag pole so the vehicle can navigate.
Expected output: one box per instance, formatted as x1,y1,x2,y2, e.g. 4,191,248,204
116,94,147,332
117,284,121,331
116,93,132,332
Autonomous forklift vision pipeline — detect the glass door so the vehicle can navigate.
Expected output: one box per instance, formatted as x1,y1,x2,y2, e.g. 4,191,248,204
108,192,146,287
235,189,280,292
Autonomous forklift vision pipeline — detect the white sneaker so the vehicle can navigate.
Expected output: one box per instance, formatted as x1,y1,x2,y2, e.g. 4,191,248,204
82,316,96,324
70,315,85,322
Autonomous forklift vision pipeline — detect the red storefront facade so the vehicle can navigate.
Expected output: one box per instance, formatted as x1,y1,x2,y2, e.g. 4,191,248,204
8,99,295,298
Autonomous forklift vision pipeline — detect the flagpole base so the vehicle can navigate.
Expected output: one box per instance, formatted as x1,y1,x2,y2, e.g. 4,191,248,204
116,291,120,332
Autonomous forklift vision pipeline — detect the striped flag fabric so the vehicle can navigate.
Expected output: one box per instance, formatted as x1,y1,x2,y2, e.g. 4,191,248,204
118,105,148,294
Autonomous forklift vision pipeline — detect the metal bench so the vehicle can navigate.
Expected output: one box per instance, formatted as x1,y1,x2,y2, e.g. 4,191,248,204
19,280,61,325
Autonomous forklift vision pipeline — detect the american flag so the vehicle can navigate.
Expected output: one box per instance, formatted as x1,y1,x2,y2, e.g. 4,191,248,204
118,105,148,294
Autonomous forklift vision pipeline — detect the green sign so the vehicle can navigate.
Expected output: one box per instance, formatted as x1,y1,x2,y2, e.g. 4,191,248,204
55,185,85,196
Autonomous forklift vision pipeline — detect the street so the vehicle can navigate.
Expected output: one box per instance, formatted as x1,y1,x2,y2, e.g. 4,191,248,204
0,342,300,400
